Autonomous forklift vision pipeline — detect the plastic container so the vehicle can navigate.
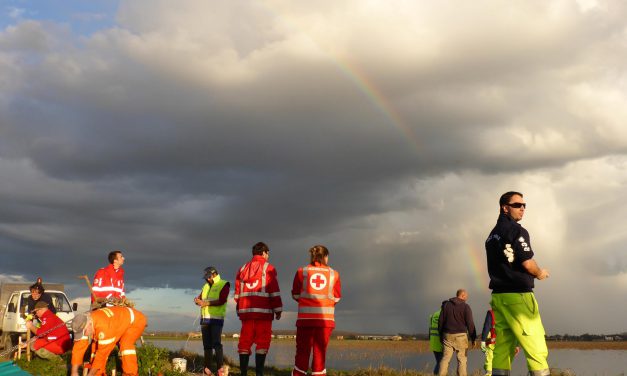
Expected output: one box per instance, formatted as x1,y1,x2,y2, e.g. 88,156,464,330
172,358,187,372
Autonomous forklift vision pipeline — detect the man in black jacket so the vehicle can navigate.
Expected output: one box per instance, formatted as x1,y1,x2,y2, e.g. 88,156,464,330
485,191,550,376
438,289,476,376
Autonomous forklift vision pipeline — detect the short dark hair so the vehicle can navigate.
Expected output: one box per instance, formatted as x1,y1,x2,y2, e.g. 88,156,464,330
108,250,122,264
29,283,44,294
499,191,523,214
252,242,269,255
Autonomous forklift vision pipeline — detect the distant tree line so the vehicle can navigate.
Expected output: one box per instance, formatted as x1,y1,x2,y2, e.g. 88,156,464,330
546,333,627,341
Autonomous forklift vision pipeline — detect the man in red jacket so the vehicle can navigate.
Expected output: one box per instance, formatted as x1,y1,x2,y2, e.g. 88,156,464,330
24,301,71,359
92,250,126,307
235,242,282,376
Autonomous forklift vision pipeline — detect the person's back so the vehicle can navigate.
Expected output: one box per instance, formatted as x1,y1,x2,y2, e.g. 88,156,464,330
235,242,283,376
439,297,476,339
437,289,475,376
485,213,535,293
428,309,443,374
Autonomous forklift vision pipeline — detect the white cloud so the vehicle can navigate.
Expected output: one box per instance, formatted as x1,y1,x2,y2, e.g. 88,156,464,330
1,0,627,335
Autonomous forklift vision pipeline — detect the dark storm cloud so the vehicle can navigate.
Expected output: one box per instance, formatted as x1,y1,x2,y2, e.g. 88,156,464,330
2,1,627,333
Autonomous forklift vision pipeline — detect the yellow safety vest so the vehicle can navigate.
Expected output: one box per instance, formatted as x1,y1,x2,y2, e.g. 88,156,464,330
201,275,228,320
429,310,443,352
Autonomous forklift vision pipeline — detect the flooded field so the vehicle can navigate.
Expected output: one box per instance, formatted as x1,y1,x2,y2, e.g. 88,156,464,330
148,339,627,376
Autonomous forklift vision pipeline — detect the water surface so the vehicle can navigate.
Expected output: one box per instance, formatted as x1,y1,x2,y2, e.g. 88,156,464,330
147,339,626,376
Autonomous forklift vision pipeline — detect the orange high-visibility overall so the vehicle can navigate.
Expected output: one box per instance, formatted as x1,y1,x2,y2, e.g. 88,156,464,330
71,306,147,376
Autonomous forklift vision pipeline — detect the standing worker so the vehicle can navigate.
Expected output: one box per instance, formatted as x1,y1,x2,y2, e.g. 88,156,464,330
428,308,443,375
92,250,126,307
480,309,520,376
234,242,283,376
485,191,550,375
291,245,341,376
70,306,147,376
194,266,230,376
437,289,476,376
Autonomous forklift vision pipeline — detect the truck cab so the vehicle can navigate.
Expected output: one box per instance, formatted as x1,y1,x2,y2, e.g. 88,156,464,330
1,284,77,351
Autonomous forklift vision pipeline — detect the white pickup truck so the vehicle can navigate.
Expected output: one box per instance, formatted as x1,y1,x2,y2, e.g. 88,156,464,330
0,282,77,351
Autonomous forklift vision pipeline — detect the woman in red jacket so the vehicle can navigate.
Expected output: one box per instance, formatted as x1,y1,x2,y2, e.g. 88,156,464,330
291,245,341,376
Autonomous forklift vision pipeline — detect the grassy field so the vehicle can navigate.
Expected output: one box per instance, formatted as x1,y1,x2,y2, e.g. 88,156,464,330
4,340,626,375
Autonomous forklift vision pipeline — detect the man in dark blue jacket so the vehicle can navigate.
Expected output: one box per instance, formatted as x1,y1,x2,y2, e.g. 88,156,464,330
485,191,550,376
437,289,476,376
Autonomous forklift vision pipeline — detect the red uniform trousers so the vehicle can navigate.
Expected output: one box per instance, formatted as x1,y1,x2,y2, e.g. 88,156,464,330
292,326,333,376
238,319,272,354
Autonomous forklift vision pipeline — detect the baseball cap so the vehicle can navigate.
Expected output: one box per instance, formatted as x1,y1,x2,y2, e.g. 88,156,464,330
204,266,217,279
31,301,48,313
72,313,88,339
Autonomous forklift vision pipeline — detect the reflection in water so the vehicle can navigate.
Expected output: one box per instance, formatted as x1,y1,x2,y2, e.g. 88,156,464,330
147,339,626,376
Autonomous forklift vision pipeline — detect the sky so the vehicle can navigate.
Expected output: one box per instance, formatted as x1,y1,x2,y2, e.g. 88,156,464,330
1,0,626,335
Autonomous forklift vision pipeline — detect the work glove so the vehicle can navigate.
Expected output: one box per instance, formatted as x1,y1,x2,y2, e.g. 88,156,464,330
481,341,487,352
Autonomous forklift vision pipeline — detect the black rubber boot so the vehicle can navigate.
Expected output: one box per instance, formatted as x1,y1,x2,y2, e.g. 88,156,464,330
204,350,214,375
216,347,225,370
255,353,267,376
239,353,250,376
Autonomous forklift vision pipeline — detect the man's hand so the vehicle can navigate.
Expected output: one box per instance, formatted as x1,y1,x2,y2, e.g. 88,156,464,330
480,341,487,352
537,268,550,280
522,259,550,280
275,311,282,320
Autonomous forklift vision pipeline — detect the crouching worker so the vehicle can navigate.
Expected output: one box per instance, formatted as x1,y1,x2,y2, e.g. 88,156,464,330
70,306,147,376
23,301,71,359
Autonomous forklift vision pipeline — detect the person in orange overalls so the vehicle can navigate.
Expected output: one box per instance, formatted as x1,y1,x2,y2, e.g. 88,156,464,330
70,306,147,376
291,245,341,376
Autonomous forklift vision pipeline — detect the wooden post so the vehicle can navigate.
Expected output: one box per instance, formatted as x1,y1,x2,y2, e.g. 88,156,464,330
26,331,31,361
16,337,21,360
78,275,98,302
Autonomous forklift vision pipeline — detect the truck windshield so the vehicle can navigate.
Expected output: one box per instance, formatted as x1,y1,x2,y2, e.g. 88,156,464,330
21,292,73,313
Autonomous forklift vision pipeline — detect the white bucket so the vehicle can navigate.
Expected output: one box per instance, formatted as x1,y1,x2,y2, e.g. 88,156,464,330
172,358,187,372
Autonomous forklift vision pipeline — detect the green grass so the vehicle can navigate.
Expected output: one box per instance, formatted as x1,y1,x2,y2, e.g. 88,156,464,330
10,344,578,376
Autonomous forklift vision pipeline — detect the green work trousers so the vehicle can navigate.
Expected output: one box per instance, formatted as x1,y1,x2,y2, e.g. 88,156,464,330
490,293,549,376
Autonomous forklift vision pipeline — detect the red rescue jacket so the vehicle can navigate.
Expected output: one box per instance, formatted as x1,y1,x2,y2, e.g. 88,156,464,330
235,255,282,320
92,264,125,302
34,309,71,355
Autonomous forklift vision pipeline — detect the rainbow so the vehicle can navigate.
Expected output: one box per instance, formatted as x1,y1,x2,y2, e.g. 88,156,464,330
467,243,490,292
331,55,422,150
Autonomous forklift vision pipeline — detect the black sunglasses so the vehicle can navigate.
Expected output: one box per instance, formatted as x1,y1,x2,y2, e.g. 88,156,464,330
507,202,526,209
